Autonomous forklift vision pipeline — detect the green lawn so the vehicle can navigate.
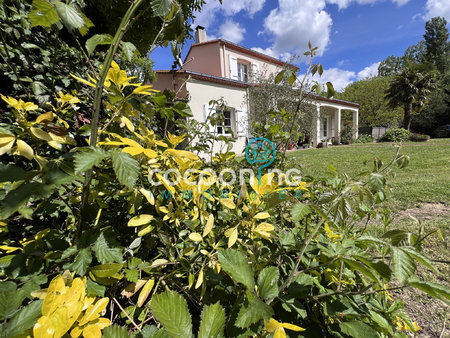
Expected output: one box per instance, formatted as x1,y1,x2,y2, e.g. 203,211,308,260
289,138,450,211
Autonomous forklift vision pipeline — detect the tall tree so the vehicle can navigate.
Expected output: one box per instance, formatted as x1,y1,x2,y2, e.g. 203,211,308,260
424,17,450,73
385,64,436,130
339,77,402,127
378,55,403,77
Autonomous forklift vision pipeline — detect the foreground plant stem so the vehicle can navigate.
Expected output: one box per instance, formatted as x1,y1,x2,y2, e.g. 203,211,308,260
78,0,146,239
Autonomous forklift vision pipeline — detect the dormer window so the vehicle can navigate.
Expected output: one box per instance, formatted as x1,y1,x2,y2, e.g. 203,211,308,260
238,62,248,82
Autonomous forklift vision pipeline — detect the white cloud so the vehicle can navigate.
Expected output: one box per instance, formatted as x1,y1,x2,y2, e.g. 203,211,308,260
424,0,450,21
193,0,265,28
261,0,333,58
357,62,380,79
219,20,246,43
317,68,356,91
326,0,411,10
307,61,380,92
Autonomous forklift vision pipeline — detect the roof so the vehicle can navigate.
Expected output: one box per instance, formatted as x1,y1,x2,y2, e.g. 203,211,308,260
155,69,359,109
183,39,300,71
155,69,251,88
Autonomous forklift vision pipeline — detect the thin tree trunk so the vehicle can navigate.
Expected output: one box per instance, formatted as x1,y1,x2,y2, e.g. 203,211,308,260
403,102,412,130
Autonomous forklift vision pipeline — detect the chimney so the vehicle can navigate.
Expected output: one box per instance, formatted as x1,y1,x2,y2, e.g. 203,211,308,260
195,25,207,44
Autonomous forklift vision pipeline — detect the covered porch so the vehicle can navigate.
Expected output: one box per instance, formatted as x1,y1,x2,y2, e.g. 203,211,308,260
310,98,359,147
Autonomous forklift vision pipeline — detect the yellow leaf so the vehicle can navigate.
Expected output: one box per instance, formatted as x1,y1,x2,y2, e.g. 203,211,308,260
70,325,83,338
82,324,102,338
42,276,66,316
189,232,203,242
167,132,185,147
137,225,154,237
128,214,154,227
254,212,270,219
30,127,52,141
0,138,15,156
195,268,204,289
139,188,155,205
33,315,55,338
36,111,55,123
220,198,236,209
143,148,158,158
121,280,147,298
137,278,155,307
0,245,21,253
203,214,214,237
70,73,96,88
31,288,48,299
281,323,306,331
121,116,135,132
254,222,274,232
35,154,49,169
132,84,158,95
78,297,109,326
122,146,144,156
165,148,198,160
228,227,238,248
155,173,176,195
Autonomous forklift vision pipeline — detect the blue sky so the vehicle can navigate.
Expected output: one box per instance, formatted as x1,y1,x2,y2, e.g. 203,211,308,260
151,0,450,91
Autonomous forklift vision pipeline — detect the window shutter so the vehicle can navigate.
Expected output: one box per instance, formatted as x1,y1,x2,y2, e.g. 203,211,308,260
229,55,238,80
251,63,259,82
203,103,215,133
236,109,247,137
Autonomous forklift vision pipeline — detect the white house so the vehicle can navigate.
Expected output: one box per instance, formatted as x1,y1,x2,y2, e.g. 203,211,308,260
153,26,359,154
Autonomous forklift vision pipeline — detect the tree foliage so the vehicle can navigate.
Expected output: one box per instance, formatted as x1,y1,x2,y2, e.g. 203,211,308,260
339,76,402,127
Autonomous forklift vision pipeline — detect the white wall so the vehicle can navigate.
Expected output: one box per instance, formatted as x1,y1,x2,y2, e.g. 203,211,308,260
186,80,248,155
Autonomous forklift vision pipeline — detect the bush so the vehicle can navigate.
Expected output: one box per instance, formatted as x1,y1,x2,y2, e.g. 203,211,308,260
378,128,410,142
409,133,430,142
354,134,373,143
340,125,353,144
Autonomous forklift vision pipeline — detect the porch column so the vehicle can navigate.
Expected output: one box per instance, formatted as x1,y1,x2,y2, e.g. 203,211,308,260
353,109,359,139
335,108,341,143
315,104,321,147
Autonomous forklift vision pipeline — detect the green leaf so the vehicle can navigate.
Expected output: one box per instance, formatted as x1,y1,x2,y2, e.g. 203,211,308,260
71,248,92,276
3,300,43,337
392,247,416,283
275,70,285,84
198,302,226,338
326,82,336,98
111,150,140,188
29,0,59,27
0,284,24,320
400,247,438,273
235,298,273,328
103,325,129,338
218,249,255,290
163,9,184,42
53,1,85,32
121,41,138,62
339,321,379,338
257,267,279,300
93,231,123,264
407,279,450,305
150,291,192,338
0,164,28,182
291,202,311,221
368,173,386,192
140,325,171,338
74,147,107,173
86,277,106,297
90,263,123,278
151,0,174,17
85,34,113,56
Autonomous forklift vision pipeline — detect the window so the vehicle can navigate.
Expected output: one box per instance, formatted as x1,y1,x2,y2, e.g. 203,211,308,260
216,110,233,135
238,63,248,82
322,118,328,138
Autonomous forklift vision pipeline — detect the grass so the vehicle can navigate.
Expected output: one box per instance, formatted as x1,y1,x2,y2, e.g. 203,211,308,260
288,138,450,211
290,139,450,336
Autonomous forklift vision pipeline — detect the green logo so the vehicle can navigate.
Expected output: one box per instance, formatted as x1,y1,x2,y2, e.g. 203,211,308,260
245,137,276,184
